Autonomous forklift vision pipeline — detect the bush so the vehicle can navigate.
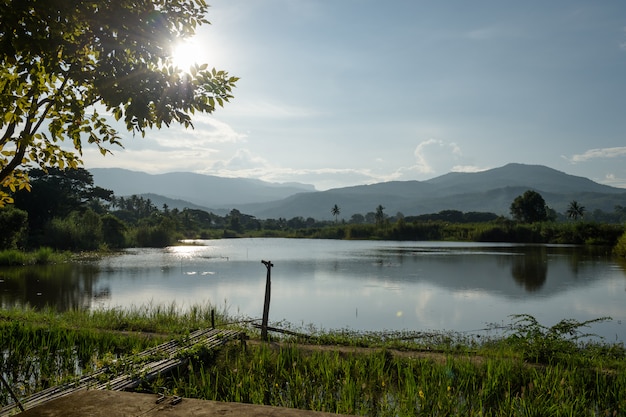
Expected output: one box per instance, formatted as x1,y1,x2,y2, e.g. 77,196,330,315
0,206,28,250
613,231,626,258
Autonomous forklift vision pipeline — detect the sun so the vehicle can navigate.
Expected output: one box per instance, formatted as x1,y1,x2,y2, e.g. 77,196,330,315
171,39,203,71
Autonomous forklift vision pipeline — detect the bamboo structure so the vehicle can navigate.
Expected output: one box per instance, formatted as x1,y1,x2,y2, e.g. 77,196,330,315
0,328,242,416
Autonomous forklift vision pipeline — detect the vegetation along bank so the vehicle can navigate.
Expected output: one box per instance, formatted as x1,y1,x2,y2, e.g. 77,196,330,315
2,168,626,258
1,307,624,416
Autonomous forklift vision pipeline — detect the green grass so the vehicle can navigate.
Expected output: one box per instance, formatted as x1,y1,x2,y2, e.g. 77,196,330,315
0,248,74,266
168,341,625,416
2,307,625,416
0,303,230,408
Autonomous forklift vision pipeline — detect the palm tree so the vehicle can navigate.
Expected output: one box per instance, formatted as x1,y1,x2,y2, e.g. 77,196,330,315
331,204,341,223
566,200,585,221
374,205,385,227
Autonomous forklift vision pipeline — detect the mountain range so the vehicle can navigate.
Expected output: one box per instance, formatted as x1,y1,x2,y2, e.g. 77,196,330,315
90,163,626,220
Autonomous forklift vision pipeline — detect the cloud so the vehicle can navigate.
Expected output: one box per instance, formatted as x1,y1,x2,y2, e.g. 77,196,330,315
451,165,488,173
155,116,247,146
202,163,381,191
566,147,626,163
223,98,319,120
601,173,626,188
210,148,269,171
412,139,462,174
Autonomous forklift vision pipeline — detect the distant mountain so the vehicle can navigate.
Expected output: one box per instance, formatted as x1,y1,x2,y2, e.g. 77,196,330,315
89,168,316,210
134,193,229,216
237,163,626,220
90,164,626,220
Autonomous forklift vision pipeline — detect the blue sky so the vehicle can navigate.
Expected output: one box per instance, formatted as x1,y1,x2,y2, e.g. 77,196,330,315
82,1,626,191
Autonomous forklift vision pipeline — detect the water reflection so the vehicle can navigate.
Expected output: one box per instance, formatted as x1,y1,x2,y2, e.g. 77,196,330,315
0,263,103,311
511,246,547,291
0,239,624,341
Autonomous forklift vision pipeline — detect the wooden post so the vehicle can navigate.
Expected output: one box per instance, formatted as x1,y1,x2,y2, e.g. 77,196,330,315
211,309,215,329
261,260,273,342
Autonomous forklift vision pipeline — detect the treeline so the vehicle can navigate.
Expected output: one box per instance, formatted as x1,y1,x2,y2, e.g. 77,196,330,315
1,168,625,251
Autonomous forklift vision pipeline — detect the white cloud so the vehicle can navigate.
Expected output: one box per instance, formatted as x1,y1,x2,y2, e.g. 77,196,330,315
222,98,319,120
601,173,626,188
210,148,269,171
566,147,626,163
451,165,488,173
412,139,463,174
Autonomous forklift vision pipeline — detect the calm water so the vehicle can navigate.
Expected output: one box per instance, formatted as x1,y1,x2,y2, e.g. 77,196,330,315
1,238,625,342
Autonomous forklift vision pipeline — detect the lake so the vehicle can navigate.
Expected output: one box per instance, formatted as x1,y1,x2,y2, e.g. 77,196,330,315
1,238,625,342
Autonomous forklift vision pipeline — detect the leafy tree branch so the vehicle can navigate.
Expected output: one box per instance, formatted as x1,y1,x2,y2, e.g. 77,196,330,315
0,0,238,205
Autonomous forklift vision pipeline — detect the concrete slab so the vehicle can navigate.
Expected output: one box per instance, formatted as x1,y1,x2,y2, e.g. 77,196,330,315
14,390,357,417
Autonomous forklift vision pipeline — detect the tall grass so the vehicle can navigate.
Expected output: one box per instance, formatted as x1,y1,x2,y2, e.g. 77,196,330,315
169,341,625,416
0,303,228,407
2,307,624,416
0,247,70,266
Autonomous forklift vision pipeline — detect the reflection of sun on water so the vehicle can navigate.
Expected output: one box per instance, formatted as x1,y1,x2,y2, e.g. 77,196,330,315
169,245,198,260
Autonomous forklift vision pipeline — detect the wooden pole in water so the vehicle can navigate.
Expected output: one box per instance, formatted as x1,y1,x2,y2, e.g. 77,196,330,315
261,260,273,342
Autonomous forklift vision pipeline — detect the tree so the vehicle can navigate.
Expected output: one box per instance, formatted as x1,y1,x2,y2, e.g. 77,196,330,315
13,167,112,235
349,213,365,224
331,204,341,223
510,190,549,223
0,0,238,205
566,200,585,221
374,205,386,227
0,206,27,249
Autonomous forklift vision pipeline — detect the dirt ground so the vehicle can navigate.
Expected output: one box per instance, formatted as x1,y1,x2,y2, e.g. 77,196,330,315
15,390,358,417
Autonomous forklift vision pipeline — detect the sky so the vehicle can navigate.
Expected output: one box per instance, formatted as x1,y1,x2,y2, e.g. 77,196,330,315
82,0,626,191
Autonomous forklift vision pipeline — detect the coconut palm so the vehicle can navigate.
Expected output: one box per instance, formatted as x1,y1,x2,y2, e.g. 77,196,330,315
566,200,585,221
331,204,341,223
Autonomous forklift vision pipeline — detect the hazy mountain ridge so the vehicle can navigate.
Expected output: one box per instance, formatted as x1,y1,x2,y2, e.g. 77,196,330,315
90,164,626,220
89,168,316,210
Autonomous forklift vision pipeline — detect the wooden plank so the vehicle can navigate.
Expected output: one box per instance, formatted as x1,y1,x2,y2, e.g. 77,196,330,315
1,329,241,416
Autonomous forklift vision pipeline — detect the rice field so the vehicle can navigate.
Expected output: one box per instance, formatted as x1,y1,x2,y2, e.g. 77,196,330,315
1,306,625,416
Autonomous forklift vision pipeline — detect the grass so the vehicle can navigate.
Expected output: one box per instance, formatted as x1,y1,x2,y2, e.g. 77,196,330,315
0,247,77,266
168,341,625,416
1,306,625,416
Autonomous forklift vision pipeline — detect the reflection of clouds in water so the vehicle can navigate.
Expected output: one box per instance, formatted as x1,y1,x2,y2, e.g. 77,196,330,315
452,290,489,300
30,240,624,341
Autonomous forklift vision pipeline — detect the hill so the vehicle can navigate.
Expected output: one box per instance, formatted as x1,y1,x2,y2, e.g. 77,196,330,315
237,163,626,220
89,168,316,211
90,164,626,220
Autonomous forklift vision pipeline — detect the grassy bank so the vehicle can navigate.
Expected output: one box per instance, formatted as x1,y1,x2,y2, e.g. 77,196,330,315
1,307,624,416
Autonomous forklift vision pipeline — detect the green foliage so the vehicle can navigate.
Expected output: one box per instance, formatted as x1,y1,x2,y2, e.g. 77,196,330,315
170,336,626,416
566,200,585,220
0,247,68,266
0,0,238,206
0,205,27,249
42,209,103,250
129,217,178,247
613,230,626,258
1,306,624,416
503,314,612,364
101,214,127,248
510,190,549,223
13,168,112,238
